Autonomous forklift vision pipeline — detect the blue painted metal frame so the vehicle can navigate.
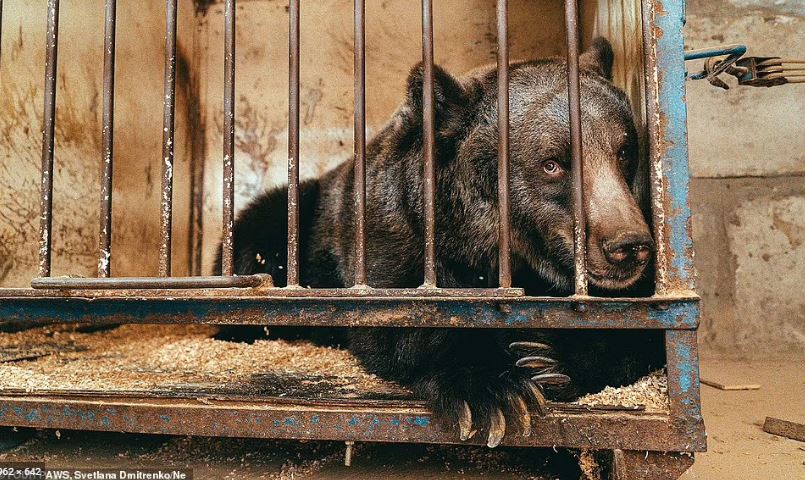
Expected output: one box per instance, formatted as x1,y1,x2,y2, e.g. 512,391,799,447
651,0,705,448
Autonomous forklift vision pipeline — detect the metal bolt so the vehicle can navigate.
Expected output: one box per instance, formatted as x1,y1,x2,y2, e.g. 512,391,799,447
344,440,355,467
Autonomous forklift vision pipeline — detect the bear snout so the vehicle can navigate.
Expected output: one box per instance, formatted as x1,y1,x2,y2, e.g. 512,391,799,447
602,232,654,267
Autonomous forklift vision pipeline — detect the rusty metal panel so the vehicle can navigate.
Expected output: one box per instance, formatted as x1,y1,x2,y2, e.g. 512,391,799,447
0,394,705,452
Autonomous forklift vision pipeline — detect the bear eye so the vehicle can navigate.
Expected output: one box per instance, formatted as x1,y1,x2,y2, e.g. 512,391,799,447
542,159,563,176
617,146,629,163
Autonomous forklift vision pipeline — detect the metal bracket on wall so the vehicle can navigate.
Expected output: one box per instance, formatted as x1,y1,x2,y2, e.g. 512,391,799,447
685,44,804,89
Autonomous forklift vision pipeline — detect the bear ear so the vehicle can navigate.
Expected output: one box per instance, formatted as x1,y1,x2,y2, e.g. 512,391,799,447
405,62,470,119
579,37,614,80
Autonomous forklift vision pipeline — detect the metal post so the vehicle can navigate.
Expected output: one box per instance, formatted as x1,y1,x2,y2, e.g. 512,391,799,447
353,0,367,287
158,0,178,277
222,0,236,276
564,0,588,296
640,0,669,294
421,0,437,288
496,0,511,289
98,0,117,278
39,0,60,278
287,0,300,287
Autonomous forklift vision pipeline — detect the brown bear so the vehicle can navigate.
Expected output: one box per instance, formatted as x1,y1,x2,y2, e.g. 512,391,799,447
220,38,663,447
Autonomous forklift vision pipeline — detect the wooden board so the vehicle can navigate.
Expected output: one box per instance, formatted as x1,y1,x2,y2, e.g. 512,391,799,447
763,417,805,442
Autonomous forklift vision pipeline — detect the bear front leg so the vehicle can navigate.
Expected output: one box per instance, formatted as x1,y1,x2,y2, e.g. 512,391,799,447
350,328,567,447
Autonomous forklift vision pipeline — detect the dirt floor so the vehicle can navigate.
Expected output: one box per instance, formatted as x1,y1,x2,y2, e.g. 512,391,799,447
1,356,803,480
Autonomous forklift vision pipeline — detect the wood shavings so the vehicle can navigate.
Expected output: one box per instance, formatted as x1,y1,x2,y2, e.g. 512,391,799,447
573,370,669,413
1,325,669,412
0,324,406,399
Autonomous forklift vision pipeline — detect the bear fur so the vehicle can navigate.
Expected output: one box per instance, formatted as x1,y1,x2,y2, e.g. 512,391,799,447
220,38,664,446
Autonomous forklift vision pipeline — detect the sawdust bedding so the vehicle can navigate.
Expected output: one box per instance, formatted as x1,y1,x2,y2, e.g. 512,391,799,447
0,324,668,411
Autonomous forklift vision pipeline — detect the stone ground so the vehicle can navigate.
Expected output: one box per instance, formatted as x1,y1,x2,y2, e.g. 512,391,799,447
1,356,802,480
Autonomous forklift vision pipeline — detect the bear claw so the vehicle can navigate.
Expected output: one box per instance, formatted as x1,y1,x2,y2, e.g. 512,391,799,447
531,372,571,387
487,408,506,448
526,381,549,416
510,394,532,437
459,401,474,441
515,355,558,369
508,341,552,354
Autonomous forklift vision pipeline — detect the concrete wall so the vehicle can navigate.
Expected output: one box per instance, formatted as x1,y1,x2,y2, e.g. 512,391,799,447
685,0,804,355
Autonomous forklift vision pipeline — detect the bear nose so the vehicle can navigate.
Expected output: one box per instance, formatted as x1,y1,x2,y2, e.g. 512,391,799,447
603,233,654,266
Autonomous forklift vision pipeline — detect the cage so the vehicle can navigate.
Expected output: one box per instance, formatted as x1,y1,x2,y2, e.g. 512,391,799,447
0,0,704,478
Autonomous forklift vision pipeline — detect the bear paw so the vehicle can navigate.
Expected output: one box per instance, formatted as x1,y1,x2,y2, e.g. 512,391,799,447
437,367,569,447
453,379,545,448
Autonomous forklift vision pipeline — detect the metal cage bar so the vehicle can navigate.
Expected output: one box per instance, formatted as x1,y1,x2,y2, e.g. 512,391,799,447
158,0,178,278
353,0,368,287
641,0,669,294
221,0,236,276
38,0,60,278
98,0,117,278
287,0,301,287
564,0,588,297
496,0,511,289
421,0,437,288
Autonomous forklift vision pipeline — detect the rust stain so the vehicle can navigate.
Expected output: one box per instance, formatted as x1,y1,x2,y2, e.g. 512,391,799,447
771,211,803,248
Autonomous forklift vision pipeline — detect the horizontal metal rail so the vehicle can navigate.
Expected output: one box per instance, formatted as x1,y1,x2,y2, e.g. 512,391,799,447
0,393,705,452
0,290,699,330
30,275,272,290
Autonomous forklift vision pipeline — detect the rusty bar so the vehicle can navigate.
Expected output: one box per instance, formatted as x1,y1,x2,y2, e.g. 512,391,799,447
640,0,669,293
98,0,117,278
353,0,367,287
31,274,271,290
287,0,300,287
564,0,588,296
421,0,436,288
221,0,236,276
158,0,178,277
38,0,60,278
664,330,705,445
2,292,700,331
496,0,511,289
0,394,705,452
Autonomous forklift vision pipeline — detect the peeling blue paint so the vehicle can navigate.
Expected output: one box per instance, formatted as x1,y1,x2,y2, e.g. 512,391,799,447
675,343,693,393
25,409,39,422
657,0,695,289
648,301,698,328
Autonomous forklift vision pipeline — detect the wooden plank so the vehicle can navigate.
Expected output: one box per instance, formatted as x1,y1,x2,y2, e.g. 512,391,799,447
700,378,760,391
763,417,805,442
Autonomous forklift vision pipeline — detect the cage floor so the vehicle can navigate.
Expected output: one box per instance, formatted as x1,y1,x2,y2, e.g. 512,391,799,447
0,324,668,412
